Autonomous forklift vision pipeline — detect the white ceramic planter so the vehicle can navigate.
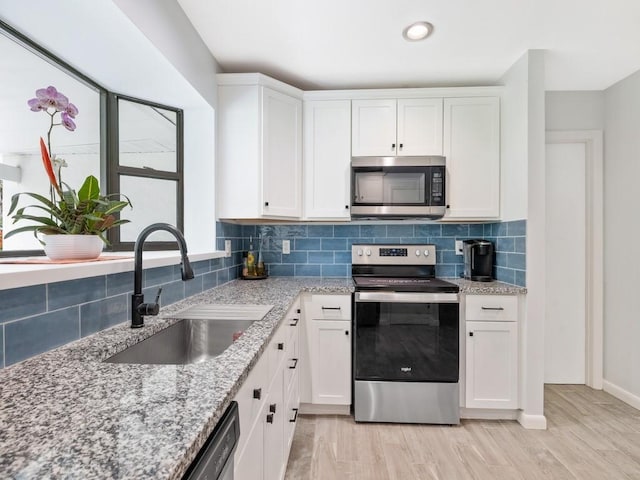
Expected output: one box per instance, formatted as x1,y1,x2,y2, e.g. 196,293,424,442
43,234,104,261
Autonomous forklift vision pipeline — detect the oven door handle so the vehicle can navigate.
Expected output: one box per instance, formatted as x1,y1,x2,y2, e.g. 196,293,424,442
355,291,459,304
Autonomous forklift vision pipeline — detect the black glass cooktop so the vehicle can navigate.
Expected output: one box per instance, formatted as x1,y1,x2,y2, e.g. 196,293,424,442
352,276,460,293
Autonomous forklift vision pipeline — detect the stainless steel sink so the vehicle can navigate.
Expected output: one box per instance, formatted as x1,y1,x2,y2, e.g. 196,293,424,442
105,318,256,365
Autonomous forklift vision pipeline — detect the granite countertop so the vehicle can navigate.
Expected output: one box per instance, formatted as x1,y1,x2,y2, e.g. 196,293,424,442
448,278,527,295
0,275,523,479
0,277,352,480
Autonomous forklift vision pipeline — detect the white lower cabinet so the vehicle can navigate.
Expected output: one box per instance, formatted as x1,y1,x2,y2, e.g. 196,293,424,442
464,295,519,409
308,320,351,405
300,294,352,408
234,298,301,480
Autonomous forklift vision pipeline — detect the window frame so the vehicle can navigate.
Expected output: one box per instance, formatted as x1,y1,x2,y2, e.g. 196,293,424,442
106,93,184,251
0,20,185,257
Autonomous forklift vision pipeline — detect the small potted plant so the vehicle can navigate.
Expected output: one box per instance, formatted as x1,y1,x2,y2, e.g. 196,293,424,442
4,86,132,260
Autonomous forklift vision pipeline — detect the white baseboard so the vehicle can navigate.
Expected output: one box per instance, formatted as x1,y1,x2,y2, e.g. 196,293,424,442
299,403,351,415
460,408,518,421
603,380,640,410
517,412,547,430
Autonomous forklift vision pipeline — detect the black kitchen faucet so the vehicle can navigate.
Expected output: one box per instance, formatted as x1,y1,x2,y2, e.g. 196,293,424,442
131,223,194,328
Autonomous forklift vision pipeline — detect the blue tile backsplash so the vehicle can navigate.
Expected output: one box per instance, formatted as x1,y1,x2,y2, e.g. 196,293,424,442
0,219,525,369
231,219,526,286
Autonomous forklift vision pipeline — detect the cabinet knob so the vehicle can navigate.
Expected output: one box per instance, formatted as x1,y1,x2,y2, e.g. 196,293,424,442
296,309,301,314
269,403,277,413
345,205,349,210
399,143,403,150
253,388,262,400
266,413,274,424
345,330,349,336
264,201,269,207
391,143,396,150
469,332,474,337
277,342,284,350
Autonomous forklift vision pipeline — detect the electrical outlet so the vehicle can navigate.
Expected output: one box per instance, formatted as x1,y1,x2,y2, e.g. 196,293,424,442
224,240,232,258
455,240,464,256
282,239,291,255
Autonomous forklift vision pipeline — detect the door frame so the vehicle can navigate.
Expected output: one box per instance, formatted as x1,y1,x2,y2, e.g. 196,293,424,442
545,130,603,389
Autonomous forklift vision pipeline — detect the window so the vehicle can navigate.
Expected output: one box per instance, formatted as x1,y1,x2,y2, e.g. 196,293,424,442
0,20,184,256
107,95,184,250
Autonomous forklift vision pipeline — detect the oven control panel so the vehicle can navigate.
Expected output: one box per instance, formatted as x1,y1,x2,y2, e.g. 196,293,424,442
352,244,436,265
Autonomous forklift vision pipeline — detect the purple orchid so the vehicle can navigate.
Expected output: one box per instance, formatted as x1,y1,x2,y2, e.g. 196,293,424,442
61,112,76,131
65,103,78,118
34,85,69,111
27,86,80,188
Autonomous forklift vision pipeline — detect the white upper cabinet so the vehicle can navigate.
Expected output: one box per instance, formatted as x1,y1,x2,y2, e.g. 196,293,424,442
352,98,443,156
397,98,444,156
303,100,351,220
262,88,303,218
443,97,500,220
217,74,302,220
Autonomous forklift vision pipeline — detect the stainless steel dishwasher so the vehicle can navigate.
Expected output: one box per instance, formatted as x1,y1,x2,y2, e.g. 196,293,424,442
182,401,239,480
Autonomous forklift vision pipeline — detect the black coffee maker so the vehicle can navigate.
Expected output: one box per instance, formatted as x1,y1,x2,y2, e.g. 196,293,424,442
463,239,494,282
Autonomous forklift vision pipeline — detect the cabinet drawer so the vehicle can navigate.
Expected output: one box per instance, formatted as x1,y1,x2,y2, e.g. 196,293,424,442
306,294,351,320
466,295,517,322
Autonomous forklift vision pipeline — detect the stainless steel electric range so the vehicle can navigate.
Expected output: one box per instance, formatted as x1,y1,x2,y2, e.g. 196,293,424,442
352,243,460,425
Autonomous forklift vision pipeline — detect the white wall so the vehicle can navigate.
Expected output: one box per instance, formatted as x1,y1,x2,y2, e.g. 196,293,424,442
603,69,640,406
500,50,547,428
0,0,220,253
500,56,529,221
545,91,604,131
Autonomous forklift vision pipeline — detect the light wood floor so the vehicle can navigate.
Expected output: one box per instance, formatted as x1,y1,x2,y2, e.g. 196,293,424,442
284,385,640,480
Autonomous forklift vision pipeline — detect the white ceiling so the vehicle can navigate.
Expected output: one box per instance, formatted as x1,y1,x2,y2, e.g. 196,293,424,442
177,0,640,91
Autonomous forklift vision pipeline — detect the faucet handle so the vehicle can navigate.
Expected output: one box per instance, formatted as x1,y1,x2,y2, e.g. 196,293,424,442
137,287,162,316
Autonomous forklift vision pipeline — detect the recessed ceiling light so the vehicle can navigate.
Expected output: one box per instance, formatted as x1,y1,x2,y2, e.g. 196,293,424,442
402,21,434,42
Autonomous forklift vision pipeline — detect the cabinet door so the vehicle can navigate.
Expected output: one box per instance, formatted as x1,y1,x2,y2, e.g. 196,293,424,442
263,367,285,480
352,99,397,156
443,97,500,219
234,415,264,480
303,100,352,220
397,98,443,156
309,319,351,405
465,321,518,409
262,87,302,218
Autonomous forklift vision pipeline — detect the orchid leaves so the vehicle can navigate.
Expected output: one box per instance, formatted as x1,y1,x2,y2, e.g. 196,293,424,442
5,175,132,244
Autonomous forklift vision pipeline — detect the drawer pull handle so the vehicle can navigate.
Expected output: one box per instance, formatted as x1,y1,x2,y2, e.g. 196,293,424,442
289,358,298,369
289,318,299,326
321,306,341,311
289,408,299,423
253,388,262,400
277,342,284,350
269,403,277,413
266,413,274,424
481,306,505,311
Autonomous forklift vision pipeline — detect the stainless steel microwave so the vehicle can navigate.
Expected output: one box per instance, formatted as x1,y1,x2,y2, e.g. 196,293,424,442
350,156,446,219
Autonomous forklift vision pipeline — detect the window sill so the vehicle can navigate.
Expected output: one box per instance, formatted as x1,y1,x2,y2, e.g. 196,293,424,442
0,251,226,291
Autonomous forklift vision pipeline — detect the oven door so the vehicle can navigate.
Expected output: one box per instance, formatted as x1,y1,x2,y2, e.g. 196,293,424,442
354,291,459,383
